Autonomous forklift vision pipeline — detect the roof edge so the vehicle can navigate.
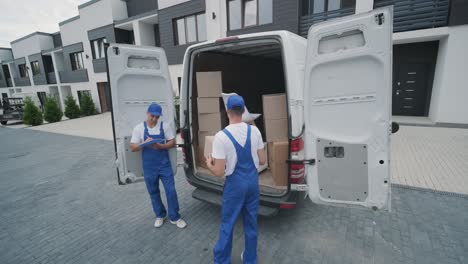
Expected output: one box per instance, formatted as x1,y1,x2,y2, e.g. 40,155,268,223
10,32,53,45
59,15,80,26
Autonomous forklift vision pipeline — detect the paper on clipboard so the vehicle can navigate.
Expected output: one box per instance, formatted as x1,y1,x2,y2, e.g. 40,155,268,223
139,138,166,148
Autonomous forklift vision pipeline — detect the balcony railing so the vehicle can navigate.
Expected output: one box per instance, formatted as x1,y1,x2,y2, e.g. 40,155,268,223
374,0,450,32
299,7,355,37
47,72,57,84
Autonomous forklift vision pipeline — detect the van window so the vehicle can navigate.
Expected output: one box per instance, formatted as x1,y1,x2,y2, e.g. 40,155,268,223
127,56,160,70
318,29,365,54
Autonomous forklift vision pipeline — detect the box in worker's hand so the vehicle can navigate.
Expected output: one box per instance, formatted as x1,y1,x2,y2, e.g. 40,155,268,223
204,136,215,159
268,141,289,186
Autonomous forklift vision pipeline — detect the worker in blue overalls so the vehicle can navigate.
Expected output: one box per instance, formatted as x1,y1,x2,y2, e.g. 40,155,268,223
130,103,187,229
206,95,266,264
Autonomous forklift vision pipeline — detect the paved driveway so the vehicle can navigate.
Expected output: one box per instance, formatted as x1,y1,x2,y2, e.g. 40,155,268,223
1,127,467,264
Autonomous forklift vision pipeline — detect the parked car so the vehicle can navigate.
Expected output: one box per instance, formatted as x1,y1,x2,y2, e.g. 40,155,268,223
107,7,398,216
0,92,41,125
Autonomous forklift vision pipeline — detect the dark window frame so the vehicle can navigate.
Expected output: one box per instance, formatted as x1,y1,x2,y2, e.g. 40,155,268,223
90,38,108,60
70,52,85,71
173,12,207,46
227,0,273,31
30,61,41,76
301,0,355,16
19,63,29,78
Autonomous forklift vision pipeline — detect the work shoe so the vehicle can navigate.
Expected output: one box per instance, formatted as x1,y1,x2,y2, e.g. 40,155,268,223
170,218,187,229
154,217,166,228
241,251,244,261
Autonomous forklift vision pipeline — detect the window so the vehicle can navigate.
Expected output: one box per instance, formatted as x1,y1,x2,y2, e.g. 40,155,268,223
19,64,29,78
31,61,41,76
173,13,207,45
91,38,107,59
70,52,85,71
301,0,356,15
227,0,273,30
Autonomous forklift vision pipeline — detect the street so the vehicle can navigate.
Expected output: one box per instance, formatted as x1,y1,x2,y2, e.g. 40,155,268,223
0,126,467,264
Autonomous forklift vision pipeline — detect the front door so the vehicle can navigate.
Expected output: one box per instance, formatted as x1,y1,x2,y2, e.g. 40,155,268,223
97,82,111,112
392,41,438,116
303,7,393,211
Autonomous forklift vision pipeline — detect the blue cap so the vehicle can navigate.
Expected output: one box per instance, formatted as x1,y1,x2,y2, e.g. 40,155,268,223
147,103,162,116
227,95,245,110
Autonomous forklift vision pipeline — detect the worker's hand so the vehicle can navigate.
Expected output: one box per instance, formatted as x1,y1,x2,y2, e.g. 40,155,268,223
205,155,214,168
151,143,163,149
143,137,153,143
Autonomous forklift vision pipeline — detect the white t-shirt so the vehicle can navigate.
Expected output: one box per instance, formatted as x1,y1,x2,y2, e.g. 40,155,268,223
211,123,264,176
130,120,176,144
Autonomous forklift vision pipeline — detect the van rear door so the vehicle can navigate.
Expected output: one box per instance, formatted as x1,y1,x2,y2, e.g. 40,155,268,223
107,44,177,184
303,8,393,210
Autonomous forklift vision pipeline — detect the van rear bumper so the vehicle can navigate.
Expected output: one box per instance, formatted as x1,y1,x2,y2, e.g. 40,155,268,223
184,167,300,217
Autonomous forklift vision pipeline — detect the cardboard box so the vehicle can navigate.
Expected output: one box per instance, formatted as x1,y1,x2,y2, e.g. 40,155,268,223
196,146,208,169
198,113,222,132
268,141,289,186
198,131,217,147
264,118,288,142
263,94,287,120
204,136,215,158
197,97,220,114
196,72,223,97
257,142,268,173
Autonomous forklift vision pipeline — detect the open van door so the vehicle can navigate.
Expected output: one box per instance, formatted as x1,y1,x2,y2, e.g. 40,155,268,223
107,44,177,184
303,8,393,210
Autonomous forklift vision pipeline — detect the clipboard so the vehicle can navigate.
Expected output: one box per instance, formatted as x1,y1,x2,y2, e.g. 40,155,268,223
139,138,166,148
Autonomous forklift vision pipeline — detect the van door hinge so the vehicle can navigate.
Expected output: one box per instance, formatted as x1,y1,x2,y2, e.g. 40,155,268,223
291,184,308,191
287,159,315,165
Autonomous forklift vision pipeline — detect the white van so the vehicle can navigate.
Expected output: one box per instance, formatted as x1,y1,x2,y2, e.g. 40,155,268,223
107,7,396,216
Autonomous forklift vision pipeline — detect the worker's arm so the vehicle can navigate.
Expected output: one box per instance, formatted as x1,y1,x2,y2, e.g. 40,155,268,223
257,148,266,166
130,137,154,152
206,156,226,177
152,138,175,150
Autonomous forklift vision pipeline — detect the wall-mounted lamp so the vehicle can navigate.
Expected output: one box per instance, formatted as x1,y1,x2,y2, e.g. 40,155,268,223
212,12,216,20
85,54,89,59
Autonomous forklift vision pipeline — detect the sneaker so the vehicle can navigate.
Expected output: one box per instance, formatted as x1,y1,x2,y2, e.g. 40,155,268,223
154,217,166,228
170,218,187,229
241,251,244,261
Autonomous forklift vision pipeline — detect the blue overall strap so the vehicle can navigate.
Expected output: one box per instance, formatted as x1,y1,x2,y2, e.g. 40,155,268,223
222,124,251,150
159,121,164,137
143,121,149,139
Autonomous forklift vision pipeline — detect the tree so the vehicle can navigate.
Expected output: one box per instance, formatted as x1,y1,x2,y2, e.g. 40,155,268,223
23,97,43,126
79,92,96,116
64,96,81,119
43,96,63,123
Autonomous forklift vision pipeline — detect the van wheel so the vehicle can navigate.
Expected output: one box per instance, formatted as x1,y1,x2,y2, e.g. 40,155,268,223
1,121,7,125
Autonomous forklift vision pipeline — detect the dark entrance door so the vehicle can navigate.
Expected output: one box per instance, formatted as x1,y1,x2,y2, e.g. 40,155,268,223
97,82,111,112
393,41,438,116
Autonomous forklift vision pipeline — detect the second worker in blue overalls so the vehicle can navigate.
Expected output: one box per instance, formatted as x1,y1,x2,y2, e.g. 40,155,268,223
206,95,266,264
130,103,187,229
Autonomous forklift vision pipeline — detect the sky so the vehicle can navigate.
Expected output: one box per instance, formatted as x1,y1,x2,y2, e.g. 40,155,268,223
0,0,89,48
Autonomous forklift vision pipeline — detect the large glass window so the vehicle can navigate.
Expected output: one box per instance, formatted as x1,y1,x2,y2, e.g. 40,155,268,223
228,0,272,30
302,0,355,15
31,61,41,76
70,52,84,71
174,13,207,45
91,38,107,59
19,64,29,78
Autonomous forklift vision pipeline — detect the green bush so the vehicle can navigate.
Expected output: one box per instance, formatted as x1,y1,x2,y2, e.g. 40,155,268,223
64,96,81,119
43,96,63,123
79,92,96,116
23,97,43,126
174,96,180,129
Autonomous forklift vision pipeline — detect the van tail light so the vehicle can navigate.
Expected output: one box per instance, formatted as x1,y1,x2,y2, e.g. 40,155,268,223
279,203,296,209
289,137,305,184
180,128,186,162
216,36,239,42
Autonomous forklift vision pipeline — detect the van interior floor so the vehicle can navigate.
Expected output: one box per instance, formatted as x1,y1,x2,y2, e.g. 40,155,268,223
191,39,289,195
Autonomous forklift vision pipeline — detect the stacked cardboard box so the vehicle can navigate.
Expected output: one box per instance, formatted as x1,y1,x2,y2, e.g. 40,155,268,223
262,94,288,142
196,72,223,168
263,93,288,186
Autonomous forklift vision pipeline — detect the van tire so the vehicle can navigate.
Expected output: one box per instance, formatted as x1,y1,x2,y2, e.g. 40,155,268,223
1,121,7,125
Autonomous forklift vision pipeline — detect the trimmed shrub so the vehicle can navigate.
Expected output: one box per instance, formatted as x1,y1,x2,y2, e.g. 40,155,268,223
23,97,43,126
64,96,81,119
43,96,63,123
79,92,96,116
